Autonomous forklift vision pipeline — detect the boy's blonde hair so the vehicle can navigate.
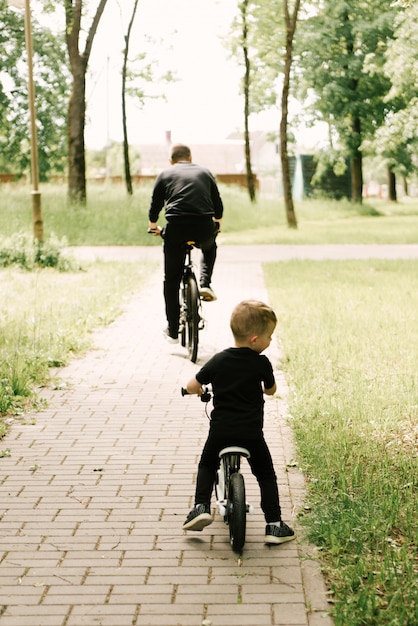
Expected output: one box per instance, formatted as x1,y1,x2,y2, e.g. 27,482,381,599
230,300,277,341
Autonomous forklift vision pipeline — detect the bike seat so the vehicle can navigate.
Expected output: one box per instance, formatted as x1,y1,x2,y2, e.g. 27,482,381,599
219,446,251,459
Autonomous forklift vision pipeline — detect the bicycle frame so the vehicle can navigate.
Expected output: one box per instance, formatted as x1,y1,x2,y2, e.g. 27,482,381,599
179,243,204,363
215,446,253,552
183,245,196,285
147,229,204,362
215,447,251,514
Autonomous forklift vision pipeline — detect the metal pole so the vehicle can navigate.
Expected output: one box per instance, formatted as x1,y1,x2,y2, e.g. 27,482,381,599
23,0,43,242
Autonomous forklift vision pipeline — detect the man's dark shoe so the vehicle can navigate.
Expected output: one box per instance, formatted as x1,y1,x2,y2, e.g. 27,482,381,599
183,504,212,531
163,327,179,344
265,521,295,545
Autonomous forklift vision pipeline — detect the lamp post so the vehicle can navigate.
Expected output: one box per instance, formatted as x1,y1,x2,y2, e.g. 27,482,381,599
9,0,43,242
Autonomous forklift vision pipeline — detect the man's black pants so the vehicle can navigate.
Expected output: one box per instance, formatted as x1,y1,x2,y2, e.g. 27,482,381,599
163,218,218,336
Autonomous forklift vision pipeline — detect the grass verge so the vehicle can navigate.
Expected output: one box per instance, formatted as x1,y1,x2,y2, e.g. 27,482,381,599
265,259,418,626
1,183,418,245
0,260,156,434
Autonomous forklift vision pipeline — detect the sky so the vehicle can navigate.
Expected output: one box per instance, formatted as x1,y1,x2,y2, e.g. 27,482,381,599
85,0,248,149
28,0,324,150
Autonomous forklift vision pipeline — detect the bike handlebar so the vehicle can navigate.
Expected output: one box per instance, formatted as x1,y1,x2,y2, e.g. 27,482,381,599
147,226,163,236
181,386,212,402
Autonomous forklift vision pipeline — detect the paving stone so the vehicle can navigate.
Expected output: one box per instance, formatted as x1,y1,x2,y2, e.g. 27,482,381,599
0,245,335,626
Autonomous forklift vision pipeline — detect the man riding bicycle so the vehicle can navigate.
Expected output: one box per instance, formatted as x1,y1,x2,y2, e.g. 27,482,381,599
148,144,224,343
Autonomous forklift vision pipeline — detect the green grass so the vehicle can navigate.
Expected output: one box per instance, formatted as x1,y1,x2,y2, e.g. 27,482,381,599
1,182,418,622
1,182,418,245
0,260,156,431
265,259,418,626
0,183,156,246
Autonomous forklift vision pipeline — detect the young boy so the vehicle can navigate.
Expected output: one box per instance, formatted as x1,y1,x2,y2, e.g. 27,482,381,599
183,300,295,545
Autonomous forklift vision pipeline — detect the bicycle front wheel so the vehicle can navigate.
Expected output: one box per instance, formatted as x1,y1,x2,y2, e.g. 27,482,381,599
184,274,199,363
228,472,246,552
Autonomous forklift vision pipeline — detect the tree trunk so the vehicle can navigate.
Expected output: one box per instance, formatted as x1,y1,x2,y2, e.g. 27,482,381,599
387,166,397,202
350,115,363,203
122,0,140,196
122,41,133,196
351,152,363,203
241,0,256,202
68,64,87,203
122,110,132,195
244,83,256,202
280,0,300,229
65,0,109,205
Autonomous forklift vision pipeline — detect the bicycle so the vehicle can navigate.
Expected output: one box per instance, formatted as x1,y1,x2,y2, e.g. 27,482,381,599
148,227,204,363
179,242,204,363
181,386,253,553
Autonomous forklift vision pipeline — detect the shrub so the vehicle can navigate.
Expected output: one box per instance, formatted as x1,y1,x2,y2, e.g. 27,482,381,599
0,232,80,271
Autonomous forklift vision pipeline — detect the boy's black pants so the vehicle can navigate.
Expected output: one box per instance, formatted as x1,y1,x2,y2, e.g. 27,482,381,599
194,431,282,523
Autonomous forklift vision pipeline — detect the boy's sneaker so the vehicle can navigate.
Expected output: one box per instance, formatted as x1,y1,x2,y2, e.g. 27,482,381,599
265,521,295,545
183,504,213,531
199,286,217,302
163,327,179,344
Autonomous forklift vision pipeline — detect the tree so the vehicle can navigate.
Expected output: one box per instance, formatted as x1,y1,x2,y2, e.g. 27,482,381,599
297,0,398,203
119,2,174,195
0,1,26,174
229,1,279,203
0,0,69,179
121,0,139,196
280,0,300,228
228,1,300,226
238,0,257,202
370,0,418,197
65,0,109,203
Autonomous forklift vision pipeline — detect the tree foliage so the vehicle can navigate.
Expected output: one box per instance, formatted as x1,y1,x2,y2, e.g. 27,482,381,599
370,0,418,179
230,1,282,114
229,0,300,225
0,0,69,179
296,0,400,202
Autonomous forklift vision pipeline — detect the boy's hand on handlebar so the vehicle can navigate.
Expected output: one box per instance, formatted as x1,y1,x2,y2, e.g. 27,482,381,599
181,384,212,403
184,376,203,396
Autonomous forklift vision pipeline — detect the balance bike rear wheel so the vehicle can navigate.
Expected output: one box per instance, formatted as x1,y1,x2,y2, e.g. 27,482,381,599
228,472,246,552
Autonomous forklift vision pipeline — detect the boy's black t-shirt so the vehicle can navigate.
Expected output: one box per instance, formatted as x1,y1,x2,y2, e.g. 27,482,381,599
195,347,275,438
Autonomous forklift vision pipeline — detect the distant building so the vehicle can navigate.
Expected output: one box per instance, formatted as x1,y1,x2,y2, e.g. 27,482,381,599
90,132,352,199
136,137,247,176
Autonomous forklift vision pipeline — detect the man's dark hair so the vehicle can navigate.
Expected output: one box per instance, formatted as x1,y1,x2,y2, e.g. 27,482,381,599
171,144,191,163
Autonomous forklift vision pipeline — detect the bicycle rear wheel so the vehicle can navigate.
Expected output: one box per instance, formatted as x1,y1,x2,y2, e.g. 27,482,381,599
184,273,199,363
228,472,246,552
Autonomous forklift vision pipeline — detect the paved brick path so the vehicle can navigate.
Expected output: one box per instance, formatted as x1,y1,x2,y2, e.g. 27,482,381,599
0,245,346,626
